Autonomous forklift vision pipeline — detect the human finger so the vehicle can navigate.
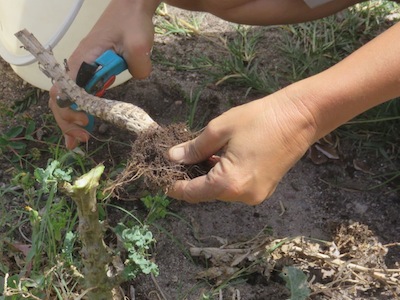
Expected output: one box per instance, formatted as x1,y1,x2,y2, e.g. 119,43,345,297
169,122,230,165
48,90,90,149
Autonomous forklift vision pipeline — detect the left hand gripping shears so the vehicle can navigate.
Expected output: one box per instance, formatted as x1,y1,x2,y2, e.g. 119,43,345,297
57,50,128,132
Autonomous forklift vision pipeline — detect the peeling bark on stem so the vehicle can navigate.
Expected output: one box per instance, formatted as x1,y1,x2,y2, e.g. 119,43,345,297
62,165,123,300
15,29,158,134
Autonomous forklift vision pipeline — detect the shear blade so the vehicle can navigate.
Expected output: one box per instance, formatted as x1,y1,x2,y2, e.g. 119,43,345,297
76,62,98,88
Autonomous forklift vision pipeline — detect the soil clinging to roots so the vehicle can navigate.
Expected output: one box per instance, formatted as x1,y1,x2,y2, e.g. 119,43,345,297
108,123,210,196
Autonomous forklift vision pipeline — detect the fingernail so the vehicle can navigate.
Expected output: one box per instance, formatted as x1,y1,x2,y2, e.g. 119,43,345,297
169,146,185,162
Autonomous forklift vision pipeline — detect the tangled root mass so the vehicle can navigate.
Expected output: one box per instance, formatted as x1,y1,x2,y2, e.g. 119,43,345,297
108,123,210,196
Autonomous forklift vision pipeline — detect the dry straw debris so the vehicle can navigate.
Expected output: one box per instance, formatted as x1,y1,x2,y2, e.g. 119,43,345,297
190,222,400,298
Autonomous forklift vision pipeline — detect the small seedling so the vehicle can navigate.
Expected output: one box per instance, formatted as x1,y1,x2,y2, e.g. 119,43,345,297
114,223,159,279
141,193,171,224
185,87,206,130
155,4,203,36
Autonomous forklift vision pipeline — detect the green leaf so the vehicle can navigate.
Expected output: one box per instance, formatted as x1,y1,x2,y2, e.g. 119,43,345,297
23,273,45,288
53,168,72,182
121,226,154,249
25,120,36,140
3,274,20,290
25,120,36,136
8,141,26,150
0,136,9,146
5,126,24,138
280,266,310,300
34,160,72,192
122,264,140,279
62,231,76,263
141,194,170,223
128,251,158,275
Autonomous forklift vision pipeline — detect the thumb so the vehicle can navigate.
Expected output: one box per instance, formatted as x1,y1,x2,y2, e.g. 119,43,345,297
169,127,228,164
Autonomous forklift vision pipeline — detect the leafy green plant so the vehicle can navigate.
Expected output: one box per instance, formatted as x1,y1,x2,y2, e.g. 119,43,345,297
1,159,161,299
114,223,159,279
141,193,171,224
27,160,74,271
0,158,80,299
0,121,36,164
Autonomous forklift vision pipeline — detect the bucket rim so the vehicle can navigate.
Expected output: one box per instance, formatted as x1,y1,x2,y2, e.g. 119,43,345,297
0,0,84,66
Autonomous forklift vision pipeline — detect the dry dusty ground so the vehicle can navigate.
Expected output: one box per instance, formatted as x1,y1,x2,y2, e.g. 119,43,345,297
1,6,400,300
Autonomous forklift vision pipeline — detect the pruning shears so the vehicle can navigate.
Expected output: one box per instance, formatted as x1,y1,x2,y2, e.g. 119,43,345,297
57,50,128,132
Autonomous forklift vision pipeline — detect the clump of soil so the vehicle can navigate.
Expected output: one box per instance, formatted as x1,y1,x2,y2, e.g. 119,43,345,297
108,123,209,195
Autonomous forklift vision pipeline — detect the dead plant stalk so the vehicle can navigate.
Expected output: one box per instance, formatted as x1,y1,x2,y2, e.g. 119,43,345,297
289,245,400,285
15,29,159,134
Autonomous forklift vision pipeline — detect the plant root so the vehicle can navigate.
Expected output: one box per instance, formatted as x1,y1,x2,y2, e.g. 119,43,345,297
107,123,210,196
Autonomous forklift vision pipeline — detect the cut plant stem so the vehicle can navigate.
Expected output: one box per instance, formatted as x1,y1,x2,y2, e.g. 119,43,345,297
15,29,158,134
62,165,124,300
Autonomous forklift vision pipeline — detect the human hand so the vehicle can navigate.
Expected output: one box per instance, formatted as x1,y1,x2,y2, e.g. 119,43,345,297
49,0,157,149
167,90,317,205
167,20,400,205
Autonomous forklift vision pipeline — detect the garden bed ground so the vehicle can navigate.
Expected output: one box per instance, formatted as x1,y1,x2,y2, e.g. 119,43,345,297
1,6,399,300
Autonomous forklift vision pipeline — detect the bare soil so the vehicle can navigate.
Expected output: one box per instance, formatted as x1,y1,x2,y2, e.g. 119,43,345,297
1,7,399,300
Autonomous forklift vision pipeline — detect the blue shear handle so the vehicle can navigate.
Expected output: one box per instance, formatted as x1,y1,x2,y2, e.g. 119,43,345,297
70,103,95,133
71,50,128,132
85,50,128,94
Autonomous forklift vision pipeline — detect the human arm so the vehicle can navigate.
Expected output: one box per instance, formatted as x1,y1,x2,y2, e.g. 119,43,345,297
167,21,400,205
49,0,160,149
165,0,362,25
49,0,362,149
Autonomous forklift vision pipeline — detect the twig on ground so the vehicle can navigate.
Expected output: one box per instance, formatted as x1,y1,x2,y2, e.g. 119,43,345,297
151,273,169,300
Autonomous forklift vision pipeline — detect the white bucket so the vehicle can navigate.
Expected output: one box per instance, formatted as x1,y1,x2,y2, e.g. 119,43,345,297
0,0,131,91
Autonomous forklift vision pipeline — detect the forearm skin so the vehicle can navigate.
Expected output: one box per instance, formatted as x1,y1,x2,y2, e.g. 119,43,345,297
287,21,400,142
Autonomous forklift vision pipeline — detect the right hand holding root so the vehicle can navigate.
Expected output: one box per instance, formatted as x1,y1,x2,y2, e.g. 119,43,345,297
167,90,317,205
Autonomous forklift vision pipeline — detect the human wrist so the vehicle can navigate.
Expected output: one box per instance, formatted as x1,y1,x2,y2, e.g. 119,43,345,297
274,84,320,147
282,76,345,143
